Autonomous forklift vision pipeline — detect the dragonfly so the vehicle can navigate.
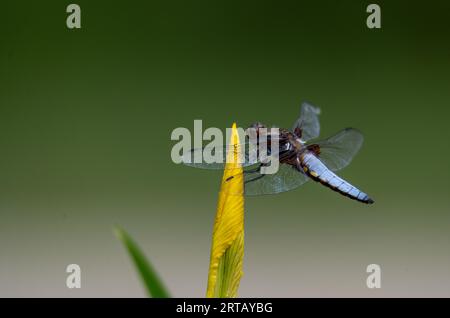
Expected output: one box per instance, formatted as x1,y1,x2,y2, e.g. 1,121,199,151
182,102,374,204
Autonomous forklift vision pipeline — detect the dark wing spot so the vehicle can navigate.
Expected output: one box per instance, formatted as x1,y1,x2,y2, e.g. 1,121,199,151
307,144,321,155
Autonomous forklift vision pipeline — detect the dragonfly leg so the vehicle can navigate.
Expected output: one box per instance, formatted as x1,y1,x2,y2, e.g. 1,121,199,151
243,164,262,174
244,163,269,184
245,173,266,184
226,164,262,182
243,161,276,175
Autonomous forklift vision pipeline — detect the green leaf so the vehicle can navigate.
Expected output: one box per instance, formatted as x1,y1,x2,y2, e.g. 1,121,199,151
114,226,171,298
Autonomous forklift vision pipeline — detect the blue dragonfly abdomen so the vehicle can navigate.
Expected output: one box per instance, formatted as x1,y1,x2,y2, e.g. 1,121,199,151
299,152,374,204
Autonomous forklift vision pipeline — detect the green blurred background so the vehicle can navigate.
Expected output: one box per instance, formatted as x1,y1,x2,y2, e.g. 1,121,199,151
1,0,449,297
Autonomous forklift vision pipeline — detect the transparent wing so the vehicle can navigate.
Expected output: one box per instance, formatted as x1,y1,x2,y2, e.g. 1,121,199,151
182,139,274,169
244,163,309,195
292,102,321,142
310,128,364,172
